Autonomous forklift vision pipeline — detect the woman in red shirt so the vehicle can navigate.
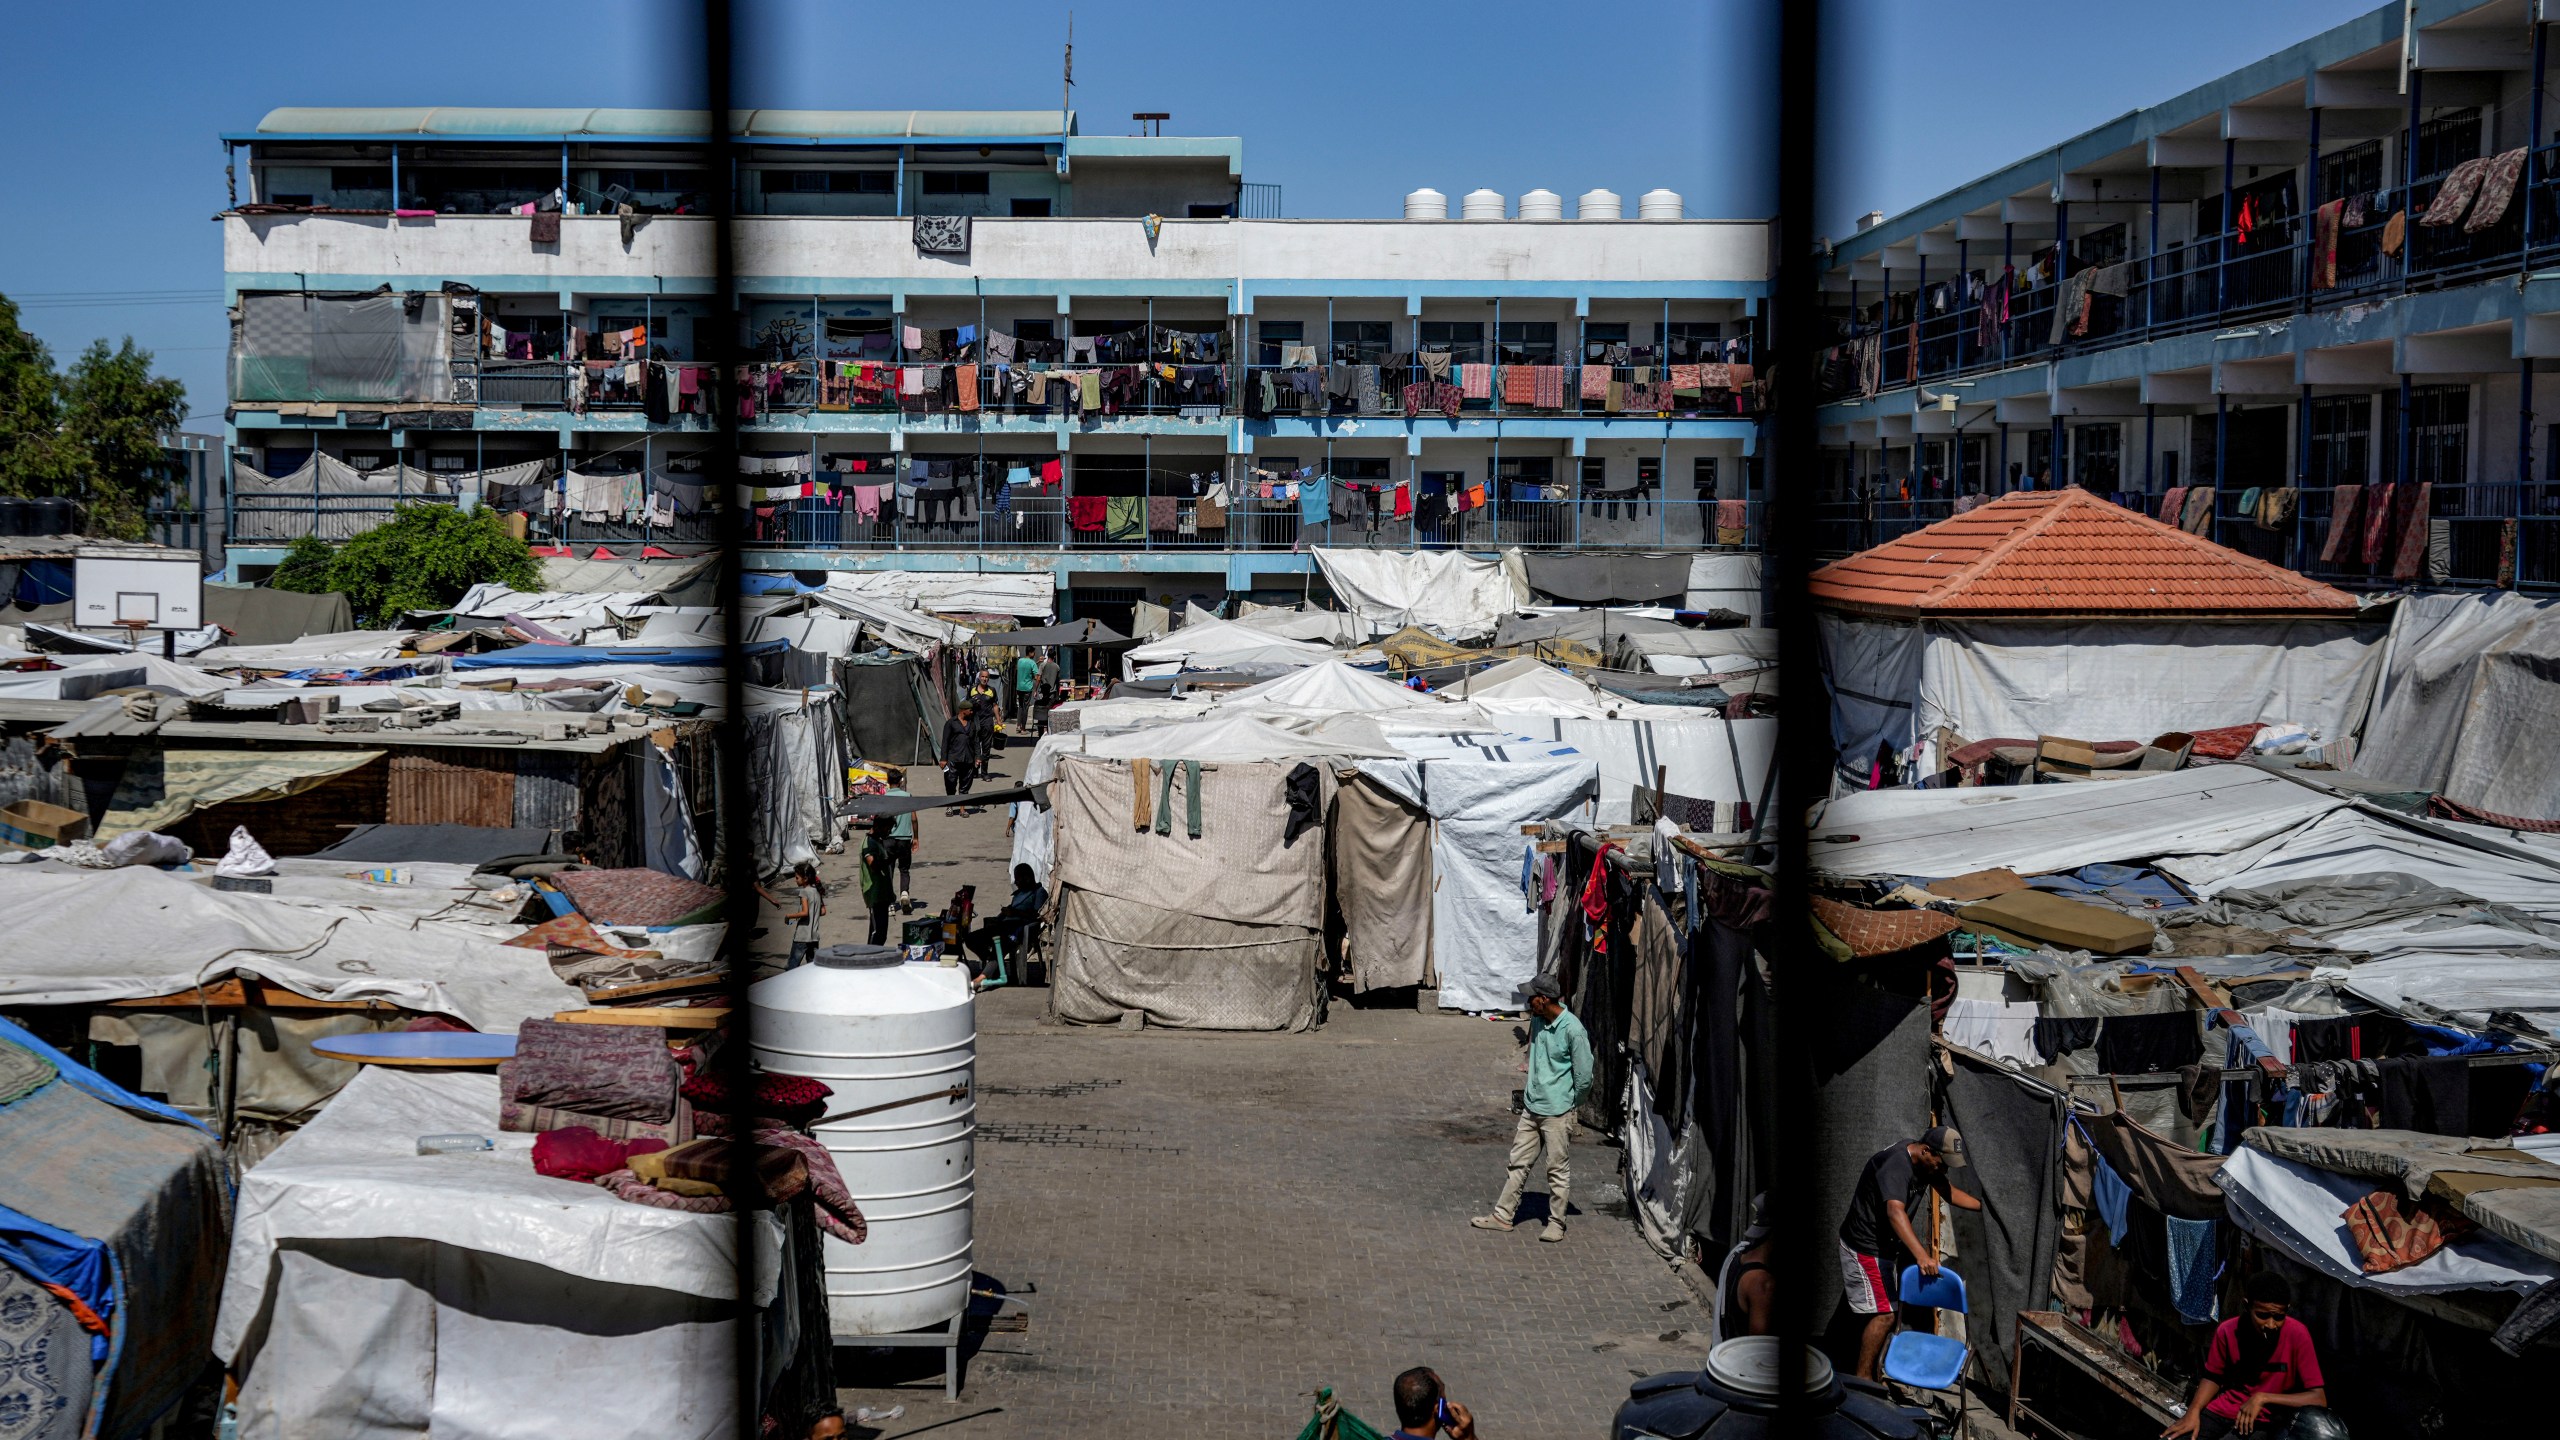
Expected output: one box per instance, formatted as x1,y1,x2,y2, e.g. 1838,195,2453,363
2163,1272,2331,1439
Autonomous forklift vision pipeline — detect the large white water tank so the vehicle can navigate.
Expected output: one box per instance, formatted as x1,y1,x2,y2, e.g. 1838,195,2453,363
750,947,976,1336
1404,187,1448,219
1578,188,1623,219
1518,188,1564,220
1639,187,1686,220
1461,188,1507,220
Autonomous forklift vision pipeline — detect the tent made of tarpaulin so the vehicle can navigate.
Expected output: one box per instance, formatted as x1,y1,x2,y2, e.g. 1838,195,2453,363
1511,714,1778,827
1613,625,1778,677
1309,547,1527,640
820,569,1054,619
1047,754,1330,1030
1221,603,1365,646
0,1018,227,1440
217,1066,765,1440
1520,554,1693,605
201,584,357,646
1119,616,1337,680
0,864,582,1030
100,745,384,837
195,629,420,668
1361,736,1599,1012
1226,660,1439,713
837,652,947,765
0,651,233,701
986,618,1132,647
1818,612,2382,788
1808,765,2353,880
1686,552,1763,623
2354,591,2560,820
747,695,849,874
1023,709,1405,786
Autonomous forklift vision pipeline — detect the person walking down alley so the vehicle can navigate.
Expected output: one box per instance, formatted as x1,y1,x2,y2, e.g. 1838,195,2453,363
1471,974,1593,1242
969,670,1003,777
941,702,978,797
858,824,895,947
1840,1127,1982,1382
1013,648,1039,728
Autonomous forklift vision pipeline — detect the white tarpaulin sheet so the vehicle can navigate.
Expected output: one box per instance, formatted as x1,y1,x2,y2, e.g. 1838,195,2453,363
2355,592,2560,808
219,1067,767,1440
1518,716,1778,826
1228,661,1439,712
1810,766,2349,879
2160,806,2560,916
1119,616,1337,679
1687,552,1763,623
821,570,1054,619
2219,1146,2560,1295
1310,548,1525,640
1364,739,1598,1012
1025,709,1402,785
195,631,419,666
2323,954,2560,1031
1912,618,2380,767
0,652,232,700
0,866,580,1030
1051,754,1332,929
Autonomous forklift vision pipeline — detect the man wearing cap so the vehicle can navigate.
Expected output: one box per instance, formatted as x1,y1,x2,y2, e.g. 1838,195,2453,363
1470,974,1593,1243
1841,1127,1982,1381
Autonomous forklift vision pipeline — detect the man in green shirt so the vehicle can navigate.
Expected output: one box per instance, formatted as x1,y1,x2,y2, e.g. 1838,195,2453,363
1013,651,1039,728
1471,974,1594,1243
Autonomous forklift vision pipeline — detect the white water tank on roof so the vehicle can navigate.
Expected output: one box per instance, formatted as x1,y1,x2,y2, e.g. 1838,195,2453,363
1518,188,1564,220
1639,188,1686,220
1404,187,1448,219
1462,188,1507,220
1578,188,1623,219
750,945,976,1336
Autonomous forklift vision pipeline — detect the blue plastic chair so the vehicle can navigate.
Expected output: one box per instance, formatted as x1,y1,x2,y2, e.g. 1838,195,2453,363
1882,1264,1970,1393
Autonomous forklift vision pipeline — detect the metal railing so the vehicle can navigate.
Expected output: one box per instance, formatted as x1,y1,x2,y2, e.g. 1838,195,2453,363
1825,146,2560,404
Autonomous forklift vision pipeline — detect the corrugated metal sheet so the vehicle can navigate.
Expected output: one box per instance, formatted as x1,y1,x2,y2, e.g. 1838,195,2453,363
386,749,516,828
512,751,581,832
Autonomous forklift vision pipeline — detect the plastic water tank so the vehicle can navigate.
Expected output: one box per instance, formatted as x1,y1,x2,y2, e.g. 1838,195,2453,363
1404,187,1448,219
1639,187,1686,220
1461,188,1507,220
1518,188,1564,220
1577,188,1623,220
749,945,976,1336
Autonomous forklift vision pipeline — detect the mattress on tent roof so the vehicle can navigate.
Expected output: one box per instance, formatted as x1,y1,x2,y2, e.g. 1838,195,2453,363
1048,887,1321,1032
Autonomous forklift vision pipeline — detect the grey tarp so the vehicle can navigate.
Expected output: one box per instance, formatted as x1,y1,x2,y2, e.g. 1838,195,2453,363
1520,554,1694,604
1938,1053,2069,1392
1049,887,1321,1031
235,292,453,405
0,1071,230,1438
2354,591,2560,804
306,824,558,866
1331,772,1432,991
1807,971,1934,1329
1492,610,1703,650
203,585,356,646
837,653,943,765
990,619,1132,647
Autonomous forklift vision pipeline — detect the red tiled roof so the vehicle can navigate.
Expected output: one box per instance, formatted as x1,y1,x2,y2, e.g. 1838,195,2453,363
1808,489,2362,617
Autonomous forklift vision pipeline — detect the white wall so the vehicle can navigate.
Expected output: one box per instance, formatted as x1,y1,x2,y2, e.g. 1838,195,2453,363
226,214,1769,289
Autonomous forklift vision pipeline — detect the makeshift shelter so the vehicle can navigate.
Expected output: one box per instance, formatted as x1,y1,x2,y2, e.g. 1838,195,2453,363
0,1018,228,1440
2355,590,2560,821
1118,615,1336,679
201,583,356,646
1308,547,1526,640
1812,488,2376,788
835,650,947,765
1520,554,1694,606
216,1066,790,1440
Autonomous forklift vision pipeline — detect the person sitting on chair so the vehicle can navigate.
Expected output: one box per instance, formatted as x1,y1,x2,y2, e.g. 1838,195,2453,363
2164,1271,2333,1440
963,865,1047,987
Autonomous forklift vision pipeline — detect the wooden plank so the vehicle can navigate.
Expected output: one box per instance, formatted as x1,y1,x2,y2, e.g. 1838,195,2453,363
551,1006,730,1030
107,979,248,1009
244,980,406,1013
582,973,728,1005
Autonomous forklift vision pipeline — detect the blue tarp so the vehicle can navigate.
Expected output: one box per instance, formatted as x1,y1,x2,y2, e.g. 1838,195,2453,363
740,573,818,595
450,639,788,669
11,559,73,606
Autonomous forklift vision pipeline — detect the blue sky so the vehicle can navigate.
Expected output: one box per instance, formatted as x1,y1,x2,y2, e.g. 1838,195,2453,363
2,0,2377,430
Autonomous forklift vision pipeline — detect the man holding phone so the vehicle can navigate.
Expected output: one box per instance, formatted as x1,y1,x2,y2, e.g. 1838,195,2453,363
1388,1367,1476,1440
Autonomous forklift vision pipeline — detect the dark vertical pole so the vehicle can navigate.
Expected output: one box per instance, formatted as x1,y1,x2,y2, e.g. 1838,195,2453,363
2400,371,2415,489
2145,402,2157,494
2216,391,2230,544
2404,68,2422,287
2303,107,2321,307
2530,20,2548,259
2298,382,2313,567
2054,197,2070,354
2002,221,2014,365
1914,251,1926,382
2219,137,2235,314
2147,165,2160,333
1999,420,2009,492
2522,359,2536,532
697,2,767,1434
1768,0,1824,1422
1957,238,1969,369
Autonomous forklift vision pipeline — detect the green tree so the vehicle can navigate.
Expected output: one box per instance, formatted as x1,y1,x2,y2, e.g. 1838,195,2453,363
60,338,188,539
0,295,188,537
0,297,78,498
271,503,538,624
